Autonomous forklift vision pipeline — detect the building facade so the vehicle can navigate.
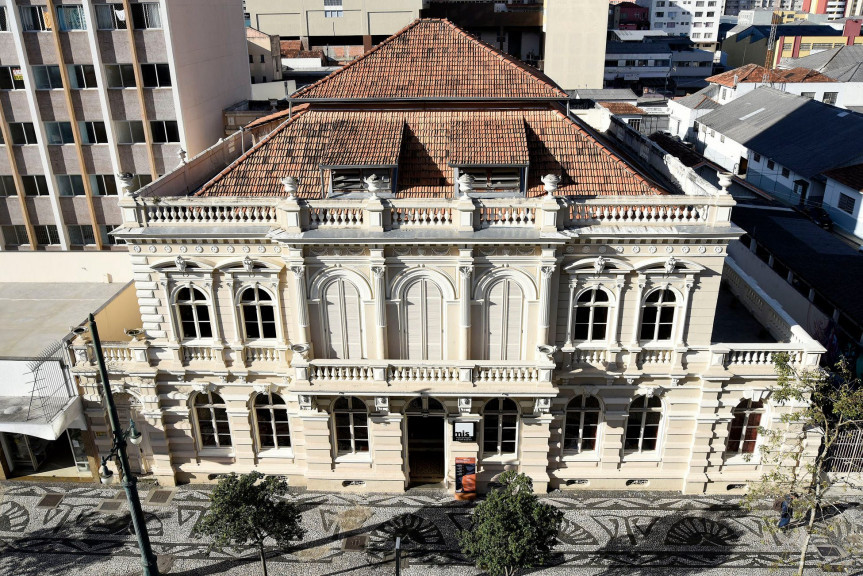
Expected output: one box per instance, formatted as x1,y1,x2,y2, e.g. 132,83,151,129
69,20,823,495
0,0,249,252
644,0,724,49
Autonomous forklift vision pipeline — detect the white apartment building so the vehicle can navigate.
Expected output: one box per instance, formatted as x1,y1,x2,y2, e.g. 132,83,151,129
0,0,249,252
645,0,724,48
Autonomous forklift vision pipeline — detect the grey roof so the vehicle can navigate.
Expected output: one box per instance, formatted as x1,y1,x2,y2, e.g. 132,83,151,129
781,46,863,82
605,38,695,55
570,88,639,101
611,30,669,42
675,85,721,110
697,87,863,178
728,24,842,44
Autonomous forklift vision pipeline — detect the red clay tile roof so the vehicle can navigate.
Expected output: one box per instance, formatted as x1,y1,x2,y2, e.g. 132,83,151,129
706,63,834,87
824,163,863,192
196,107,665,199
292,19,567,100
599,102,646,115
319,113,405,167
448,115,529,166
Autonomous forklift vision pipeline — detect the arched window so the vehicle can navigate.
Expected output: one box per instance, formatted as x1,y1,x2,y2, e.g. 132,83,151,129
194,391,231,448
573,289,610,341
639,289,677,341
564,395,601,453
483,398,519,456
176,287,212,339
254,392,291,451
321,279,363,359
485,279,524,361
403,279,444,361
333,396,368,455
404,397,446,414
727,399,764,454
624,395,662,453
240,286,277,340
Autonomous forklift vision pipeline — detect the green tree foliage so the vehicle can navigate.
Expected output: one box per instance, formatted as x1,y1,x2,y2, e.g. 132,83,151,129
458,471,563,576
744,353,863,575
194,472,305,576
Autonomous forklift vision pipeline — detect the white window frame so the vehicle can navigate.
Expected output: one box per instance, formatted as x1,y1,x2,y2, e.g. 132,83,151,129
68,64,98,89
572,287,612,343
19,6,50,32
623,394,664,457
332,396,370,461
115,120,146,144
639,288,678,343
94,3,127,30
562,394,602,460
318,277,365,360
173,285,214,341
238,285,278,341
482,278,525,361
131,2,162,29
400,278,445,361
482,398,519,461
193,391,232,452
56,5,87,31
253,392,292,456
725,399,765,458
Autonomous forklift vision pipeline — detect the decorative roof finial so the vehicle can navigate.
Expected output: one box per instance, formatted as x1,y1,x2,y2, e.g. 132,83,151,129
281,176,299,199
541,174,561,196
364,173,383,196
457,173,475,197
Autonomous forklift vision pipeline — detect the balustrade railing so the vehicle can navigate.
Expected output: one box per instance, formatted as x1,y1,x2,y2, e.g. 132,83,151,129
101,343,135,363
182,345,220,363
145,202,277,225
244,346,282,364
390,205,453,228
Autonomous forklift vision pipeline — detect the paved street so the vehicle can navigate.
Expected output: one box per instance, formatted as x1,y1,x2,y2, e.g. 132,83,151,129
0,481,860,576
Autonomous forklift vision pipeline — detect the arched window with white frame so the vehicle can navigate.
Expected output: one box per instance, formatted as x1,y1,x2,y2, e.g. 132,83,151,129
727,399,764,454
332,396,369,456
624,395,663,453
485,279,524,361
573,288,610,342
402,278,444,361
321,278,363,359
253,392,291,451
639,289,677,342
483,398,519,457
564,395,601,454
240,286,277,340
194,391,231,449
176,286,213,340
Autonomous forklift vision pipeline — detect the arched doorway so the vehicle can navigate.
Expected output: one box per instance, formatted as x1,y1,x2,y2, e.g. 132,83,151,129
114,393,152,476
405,397,445,486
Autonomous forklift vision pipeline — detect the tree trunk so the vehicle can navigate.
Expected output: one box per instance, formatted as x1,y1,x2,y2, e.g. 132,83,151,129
797,471,822,576
259,542,268,576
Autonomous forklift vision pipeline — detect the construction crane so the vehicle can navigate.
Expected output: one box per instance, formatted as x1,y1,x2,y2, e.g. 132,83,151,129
764,10,781,69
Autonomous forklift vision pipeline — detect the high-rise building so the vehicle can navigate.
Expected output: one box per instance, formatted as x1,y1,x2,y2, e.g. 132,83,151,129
0,0,250,252
645,0,724,50
803,0,848,18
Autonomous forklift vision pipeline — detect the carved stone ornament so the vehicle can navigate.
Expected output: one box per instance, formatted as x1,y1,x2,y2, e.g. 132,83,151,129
191,381,216,394
364,174,384,194
458,266,473,280
541,173,561,195
625,376,638,386
298,394,314,411
371,266,386,279
110,382,127,396
670,377,683,387
458,397,472,414
242,255,254,273
290,265,305,280
253,382,274,395
281,176,299,197
541,265,555,279
175,255,187,272
534,397,552,414
638,385,665,398
374,396,389,413
457,173,475,194
664,257,678,275
742,389,770,402
594,256,607,275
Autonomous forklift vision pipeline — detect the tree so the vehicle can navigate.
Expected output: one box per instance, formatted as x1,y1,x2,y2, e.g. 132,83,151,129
458,471,564,576
194,471,305,576
743,353,863,576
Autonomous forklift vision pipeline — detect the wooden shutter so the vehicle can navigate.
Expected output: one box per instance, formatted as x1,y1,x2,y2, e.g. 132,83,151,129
425,280,443,361
342,280,363,359
504,281,524,360
404,281,423,360
486,280,505,360
323,281,344,359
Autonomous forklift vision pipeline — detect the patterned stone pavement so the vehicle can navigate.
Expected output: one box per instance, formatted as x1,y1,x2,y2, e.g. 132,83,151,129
0,481,861,576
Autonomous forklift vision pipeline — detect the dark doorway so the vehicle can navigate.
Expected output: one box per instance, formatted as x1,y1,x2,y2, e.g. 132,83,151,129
407,416,444,486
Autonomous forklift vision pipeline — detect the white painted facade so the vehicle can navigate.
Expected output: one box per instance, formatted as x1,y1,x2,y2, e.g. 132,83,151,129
823,176,863,239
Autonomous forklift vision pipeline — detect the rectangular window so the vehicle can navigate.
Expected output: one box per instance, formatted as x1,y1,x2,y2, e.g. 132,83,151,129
838,193,856,214
0,175,17,196
102,224,124,245
68,224,96,246
801,92,815,99
259,54,265,64
79,121,108,144
115,121,146,144
248,54,253,64
91,174,119,196
628,118,642,131
459,167,523,194
0,66,25,90
56,5,87,31
324,10,343,17
150,120,180,143
753,153,761,162
781,167,790,178
45,122,75,145
141,63,171,87
56,174,85,196
95,3,127,30
0,7,7,32
105,64,136,88
34,225,61,245
767,160,775,170
822,92,838,105
33,65,63,89
9,123,38,145
20,6,50,31
131,3,162,29
3,225,29,247
68,65,98,88
130,173,152,191
22,175,49,196
330,167,391,194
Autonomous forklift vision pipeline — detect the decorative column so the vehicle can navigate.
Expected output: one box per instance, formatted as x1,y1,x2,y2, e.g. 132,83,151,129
290,264,311,348
371,265,388,359
458,265,473,361
675,279,695,348
682,376,728,494
629,280,646,347
563,278,577,348
295,396,334,487
538,265,556,346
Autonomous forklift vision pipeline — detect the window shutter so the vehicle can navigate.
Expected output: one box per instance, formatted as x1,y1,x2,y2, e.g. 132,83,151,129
342,280,363,359
486,281,505,360
425,281,443,361
323,282,344,359
404,281,424,360
504,281,524,360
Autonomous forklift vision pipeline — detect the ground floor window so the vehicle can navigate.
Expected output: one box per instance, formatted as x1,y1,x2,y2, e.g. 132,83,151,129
333,396,369,456
482,398,519,457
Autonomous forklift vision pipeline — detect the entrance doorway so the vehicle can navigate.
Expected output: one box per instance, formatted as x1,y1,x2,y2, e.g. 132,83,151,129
405,397,445,486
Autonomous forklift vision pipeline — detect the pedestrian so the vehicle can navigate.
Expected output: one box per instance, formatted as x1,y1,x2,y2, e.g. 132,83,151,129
778,494,793,529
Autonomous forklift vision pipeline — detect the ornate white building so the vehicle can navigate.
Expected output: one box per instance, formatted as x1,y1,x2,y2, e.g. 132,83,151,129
69,19,823,494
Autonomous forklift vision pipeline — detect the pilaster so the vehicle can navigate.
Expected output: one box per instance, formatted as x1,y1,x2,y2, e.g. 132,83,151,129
520,412,554,493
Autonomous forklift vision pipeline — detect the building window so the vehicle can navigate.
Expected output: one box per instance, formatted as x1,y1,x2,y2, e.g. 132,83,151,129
150,121,180,143
330,167,392,195
639,289,677,341
115,121,146,144
102,224,125,245
332,396,369,456
68,224,96,246
91,174,119,196
56,174,85,196
402,278,444,361
0,7,7,32
105,64,136,88
0,176,16,196
131,3,162,29
9,123,38,145
800,92,815,99
95,3,127,30
68,65,98,89
563,395,601,454
80,121,108,144
781,167,790,178
753,153,761,162
767,159,775,170
33,65,63,89
254,393,291,451
2,225,29,247
259,54,265,64
485,278,524,361
129,173,152,191
324,0,344,18
319,278,363,359
56,5,87,31
34,225,61,246
624,395,663,453
458,167,523,194
45,122,75,145
141,63,171,87
656,11,664,16
248,54,253,64
822,92,838,105
22,175,49,196
0,66,24,90
240,286,277,340
837,193,856,214
727,399,763,454
483,398,519,457
175,286,213,340
194,391,231,449
573,288,610,342
20,6,50,31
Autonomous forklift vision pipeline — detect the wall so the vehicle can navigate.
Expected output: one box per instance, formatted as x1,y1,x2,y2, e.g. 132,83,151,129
246,0,423,38
822,178,863,239
695,125,750,173
0,252,133,283
722,34,767,67
544,0,606,89
728,81,863,109
93,282,143,343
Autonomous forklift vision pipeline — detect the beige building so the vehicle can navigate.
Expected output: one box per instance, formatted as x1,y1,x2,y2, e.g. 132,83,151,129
543,0,606,90
247,26,283,85
0,0,250,252
69,20,823,495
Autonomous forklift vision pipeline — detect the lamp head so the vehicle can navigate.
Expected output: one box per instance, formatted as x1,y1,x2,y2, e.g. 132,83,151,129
98,463,114,484
128,419,142,446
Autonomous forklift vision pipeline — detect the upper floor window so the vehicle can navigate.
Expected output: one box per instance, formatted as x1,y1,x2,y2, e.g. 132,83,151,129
484,278,524,361
0,176,16,197
95,3,127,30
0,66,24,90
3,225,29,247
332,396,369,456
0,8,8,32
141,63,171,87
115,121,146,144
639,289,676,341
56,5,87,31
68,224,96,246
131,3,162,29
727,399,763,454
318,278,364,360
20,6,51,31
573,289,610,342
837,193,856,215
324,0,343,17
240,286,277,340
458,166,523,195
175,286,213,339
33,65,63,89
624,395,662,453
151,120,180,143
9,123,38,145
105,64,136,88
45,122,75,145
564,395,601,454
194,391,231,449
56,174,85,196
483,398,519,457
402,278,444,361
254,392,291,451
330,167,392,196
22,175,49,196
34,225,61,245
80,121,109,144
822,92,838,105
68,65,98,89
91,174,119,196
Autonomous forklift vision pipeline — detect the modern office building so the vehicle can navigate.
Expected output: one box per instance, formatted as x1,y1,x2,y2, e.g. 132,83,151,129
643,0,724,50
0,0,249,252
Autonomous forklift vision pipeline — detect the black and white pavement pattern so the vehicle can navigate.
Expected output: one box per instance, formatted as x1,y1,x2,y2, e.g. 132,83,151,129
0,481,860,576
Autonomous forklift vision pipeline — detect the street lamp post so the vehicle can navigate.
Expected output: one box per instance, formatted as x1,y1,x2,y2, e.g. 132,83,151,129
88,313,160,576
